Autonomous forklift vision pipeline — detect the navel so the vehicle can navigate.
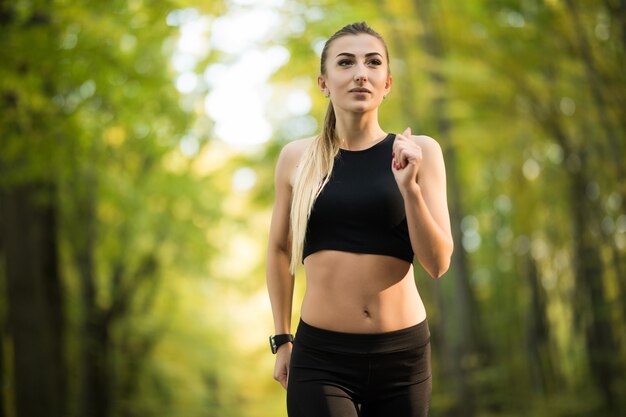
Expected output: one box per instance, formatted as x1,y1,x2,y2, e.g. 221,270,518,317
363,309,371,318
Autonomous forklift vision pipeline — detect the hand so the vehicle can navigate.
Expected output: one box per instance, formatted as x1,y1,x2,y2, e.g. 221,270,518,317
273,343,292,390
392,127,422,193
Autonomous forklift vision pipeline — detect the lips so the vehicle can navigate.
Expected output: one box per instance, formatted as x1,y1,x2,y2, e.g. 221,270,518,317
349,88,372,93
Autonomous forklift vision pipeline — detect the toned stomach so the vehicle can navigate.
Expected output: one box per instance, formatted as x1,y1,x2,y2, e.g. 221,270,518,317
301,250,427,333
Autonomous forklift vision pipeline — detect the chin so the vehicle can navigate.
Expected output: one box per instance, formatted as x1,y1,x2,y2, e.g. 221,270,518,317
341,102,377,113
352,105,377,113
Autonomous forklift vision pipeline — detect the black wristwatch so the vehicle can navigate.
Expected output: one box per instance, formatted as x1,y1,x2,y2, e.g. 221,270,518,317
269,334,294,354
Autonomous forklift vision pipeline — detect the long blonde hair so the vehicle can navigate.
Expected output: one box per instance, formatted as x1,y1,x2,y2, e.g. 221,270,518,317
288,22,390,275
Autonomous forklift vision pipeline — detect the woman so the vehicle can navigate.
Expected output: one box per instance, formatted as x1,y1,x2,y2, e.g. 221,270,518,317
266,22,453,417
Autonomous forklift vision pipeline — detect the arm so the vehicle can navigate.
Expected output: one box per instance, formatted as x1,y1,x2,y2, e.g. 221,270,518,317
266,143,297,389
393,130,453,278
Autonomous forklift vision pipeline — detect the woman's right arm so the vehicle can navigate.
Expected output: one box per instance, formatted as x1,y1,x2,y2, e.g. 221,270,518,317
266,142,297,389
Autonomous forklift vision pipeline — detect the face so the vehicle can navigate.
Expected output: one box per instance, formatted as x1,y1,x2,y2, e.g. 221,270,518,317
318,34,392,114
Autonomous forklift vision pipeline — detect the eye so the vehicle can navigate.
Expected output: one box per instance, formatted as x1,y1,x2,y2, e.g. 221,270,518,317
368,59,382,66
338,59,353,66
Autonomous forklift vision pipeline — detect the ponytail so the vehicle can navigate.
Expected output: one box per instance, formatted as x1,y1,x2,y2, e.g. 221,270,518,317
288,101,340,274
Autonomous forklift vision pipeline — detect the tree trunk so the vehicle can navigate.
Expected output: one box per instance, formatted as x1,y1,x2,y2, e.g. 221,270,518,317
524,254,556,395
569,160,619,413
72,171,112,417
1,183,66,417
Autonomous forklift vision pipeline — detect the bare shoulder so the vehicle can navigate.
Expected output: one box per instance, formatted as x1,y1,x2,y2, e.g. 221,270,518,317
411,134,443,156
411,134,446,178
280,136,315,160
276,136,317,187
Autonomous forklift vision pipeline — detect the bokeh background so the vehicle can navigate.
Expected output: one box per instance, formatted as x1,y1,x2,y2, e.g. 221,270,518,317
1,0,625,416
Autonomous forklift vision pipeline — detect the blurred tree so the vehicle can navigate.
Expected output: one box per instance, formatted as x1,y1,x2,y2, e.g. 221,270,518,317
0,2,67,416
0,0,228,416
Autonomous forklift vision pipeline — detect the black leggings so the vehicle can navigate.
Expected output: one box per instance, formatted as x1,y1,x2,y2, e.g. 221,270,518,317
287,318,432,417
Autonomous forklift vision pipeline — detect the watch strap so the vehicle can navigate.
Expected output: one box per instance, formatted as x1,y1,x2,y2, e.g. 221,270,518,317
270,333,294,354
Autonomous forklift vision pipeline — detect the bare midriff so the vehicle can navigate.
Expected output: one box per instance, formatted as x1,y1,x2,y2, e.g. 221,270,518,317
301,250,427,334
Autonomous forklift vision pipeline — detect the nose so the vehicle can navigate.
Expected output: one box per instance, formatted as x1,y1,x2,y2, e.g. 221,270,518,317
354,65,367,83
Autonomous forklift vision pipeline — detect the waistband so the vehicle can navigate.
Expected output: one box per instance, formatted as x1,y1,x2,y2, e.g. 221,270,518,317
294,317,430,354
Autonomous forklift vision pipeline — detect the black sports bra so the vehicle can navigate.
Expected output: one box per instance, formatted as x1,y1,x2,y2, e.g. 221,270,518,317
302,133,414,264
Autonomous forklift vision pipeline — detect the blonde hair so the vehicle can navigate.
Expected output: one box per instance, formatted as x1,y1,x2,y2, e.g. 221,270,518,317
288,22,390,275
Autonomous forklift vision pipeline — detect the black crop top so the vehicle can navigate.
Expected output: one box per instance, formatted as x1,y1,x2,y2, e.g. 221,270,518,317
302,133,414,264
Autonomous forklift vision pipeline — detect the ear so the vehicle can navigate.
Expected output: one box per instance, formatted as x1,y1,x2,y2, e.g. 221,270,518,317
317,75,327,94
385,74,393,94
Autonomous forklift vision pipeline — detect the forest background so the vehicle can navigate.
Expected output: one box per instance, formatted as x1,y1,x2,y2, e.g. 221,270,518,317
1,0,625,416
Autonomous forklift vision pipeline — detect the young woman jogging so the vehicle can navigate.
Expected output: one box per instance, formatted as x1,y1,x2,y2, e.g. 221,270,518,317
266,22,453,417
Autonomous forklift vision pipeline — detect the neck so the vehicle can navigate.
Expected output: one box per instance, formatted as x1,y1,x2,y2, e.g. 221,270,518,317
333,107,386,149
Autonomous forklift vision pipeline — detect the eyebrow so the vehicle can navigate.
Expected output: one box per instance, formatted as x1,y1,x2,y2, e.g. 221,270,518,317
335,52,383,58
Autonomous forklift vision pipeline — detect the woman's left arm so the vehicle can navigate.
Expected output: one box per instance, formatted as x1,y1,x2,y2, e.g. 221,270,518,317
392,128,454,278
